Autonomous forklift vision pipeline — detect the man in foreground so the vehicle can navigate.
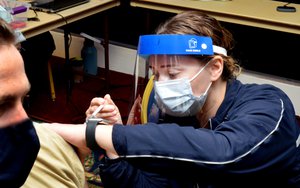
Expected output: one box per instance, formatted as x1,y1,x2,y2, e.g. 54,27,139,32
0,18,86,188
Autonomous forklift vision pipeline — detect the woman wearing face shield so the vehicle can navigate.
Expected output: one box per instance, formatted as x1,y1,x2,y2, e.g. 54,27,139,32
46,11,300,187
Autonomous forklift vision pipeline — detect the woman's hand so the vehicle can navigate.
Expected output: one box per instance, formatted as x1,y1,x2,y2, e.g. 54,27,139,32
86,94,123,125
127,95,142,125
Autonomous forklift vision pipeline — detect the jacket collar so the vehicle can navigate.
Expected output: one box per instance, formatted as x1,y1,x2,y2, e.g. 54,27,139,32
210,79,242,129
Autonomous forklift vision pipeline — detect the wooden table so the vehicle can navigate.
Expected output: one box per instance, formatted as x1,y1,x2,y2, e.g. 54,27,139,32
131,0,300,35
22,0,120,38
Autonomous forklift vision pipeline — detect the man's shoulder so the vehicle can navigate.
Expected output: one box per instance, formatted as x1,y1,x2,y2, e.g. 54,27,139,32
21,122,86,188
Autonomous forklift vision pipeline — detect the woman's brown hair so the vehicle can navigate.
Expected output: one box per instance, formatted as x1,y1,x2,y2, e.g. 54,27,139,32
156,11,241,80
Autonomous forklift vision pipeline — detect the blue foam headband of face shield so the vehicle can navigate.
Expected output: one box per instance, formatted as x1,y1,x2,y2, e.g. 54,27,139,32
137,34,227,56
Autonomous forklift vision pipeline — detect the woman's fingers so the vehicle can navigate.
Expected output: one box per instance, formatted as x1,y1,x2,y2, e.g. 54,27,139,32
86,97,105,118
86,95,123,124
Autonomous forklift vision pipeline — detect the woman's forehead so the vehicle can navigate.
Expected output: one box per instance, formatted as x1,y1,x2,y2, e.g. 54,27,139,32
149,55,200,67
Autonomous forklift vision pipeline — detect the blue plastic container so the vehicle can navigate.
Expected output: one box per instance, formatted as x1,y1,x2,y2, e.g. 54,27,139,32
81,39,98,75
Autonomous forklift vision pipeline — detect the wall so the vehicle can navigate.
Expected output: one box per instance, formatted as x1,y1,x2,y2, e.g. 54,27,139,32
51,30,300,115
50,30,137,75
238,71,300,115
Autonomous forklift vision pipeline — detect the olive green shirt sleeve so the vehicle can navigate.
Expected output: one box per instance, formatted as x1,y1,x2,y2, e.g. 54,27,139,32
22,122,86,188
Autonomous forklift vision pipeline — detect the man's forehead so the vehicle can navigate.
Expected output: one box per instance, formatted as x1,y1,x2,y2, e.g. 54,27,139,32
0,45,24,72
0,46,30,98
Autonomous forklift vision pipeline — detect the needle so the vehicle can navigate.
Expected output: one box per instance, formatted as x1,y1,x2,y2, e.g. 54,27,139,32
91,105,104,118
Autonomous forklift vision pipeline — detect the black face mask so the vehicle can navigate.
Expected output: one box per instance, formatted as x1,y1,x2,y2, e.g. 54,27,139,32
0,119,40,187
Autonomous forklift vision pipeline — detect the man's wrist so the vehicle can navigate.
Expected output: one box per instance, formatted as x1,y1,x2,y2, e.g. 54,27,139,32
85,119,105,154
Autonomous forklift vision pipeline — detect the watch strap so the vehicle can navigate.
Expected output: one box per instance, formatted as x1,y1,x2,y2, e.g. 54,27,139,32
86,120,99,150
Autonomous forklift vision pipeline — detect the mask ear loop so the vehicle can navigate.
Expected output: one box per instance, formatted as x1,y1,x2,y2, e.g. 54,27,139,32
189,59,212,82
202,82,212,96
189,44,226,82
189,59,213,98
193,79,212,98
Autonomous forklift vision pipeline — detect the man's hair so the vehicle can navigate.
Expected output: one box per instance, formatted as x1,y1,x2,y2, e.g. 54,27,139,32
0,18,16,45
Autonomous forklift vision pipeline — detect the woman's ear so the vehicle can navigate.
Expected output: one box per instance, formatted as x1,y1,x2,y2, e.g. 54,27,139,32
208,56,223,81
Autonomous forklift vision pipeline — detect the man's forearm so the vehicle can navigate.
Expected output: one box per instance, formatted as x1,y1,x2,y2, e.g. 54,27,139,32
95,125,118,159
41,122,118,159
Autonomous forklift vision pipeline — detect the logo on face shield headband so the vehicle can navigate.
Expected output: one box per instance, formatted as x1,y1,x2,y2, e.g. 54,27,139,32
186,38,208,53
188,38,197,48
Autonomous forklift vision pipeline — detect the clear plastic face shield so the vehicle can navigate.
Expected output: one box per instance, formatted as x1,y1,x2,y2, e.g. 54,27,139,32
133,35,227,121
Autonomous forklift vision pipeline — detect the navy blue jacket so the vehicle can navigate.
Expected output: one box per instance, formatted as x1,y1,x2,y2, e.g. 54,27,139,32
99,79,300,187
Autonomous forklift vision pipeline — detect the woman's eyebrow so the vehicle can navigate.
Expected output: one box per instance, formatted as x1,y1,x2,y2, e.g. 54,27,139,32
159,64,172,68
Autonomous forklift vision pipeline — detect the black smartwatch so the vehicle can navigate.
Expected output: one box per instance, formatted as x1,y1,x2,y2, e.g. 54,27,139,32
85,118,106,154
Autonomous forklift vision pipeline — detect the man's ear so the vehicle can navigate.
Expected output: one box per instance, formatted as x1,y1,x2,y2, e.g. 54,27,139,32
208,56,223,81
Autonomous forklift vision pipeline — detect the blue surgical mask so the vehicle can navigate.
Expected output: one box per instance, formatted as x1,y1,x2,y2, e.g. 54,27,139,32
154,62,211,117
0,119,40,187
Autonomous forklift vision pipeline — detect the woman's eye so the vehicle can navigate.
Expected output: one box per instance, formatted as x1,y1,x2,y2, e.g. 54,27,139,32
169,72,179,79
169,74,175,79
